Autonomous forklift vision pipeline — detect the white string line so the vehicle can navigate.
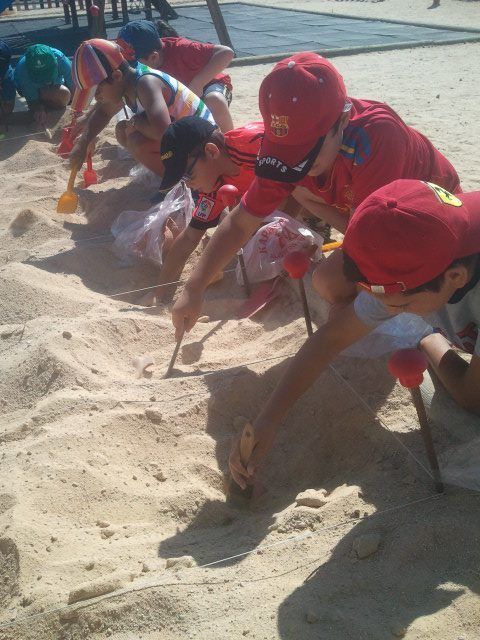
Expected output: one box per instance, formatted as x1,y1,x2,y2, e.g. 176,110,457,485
0,492,442,632
0,130,45,142
108,268,237,297
328,363,435,480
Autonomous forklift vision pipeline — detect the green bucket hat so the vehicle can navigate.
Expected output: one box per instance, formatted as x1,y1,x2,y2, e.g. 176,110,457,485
25,44,58,84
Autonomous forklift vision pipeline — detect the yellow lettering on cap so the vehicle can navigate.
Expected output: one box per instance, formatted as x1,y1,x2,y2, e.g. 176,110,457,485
426,182,462,207
161,151,173,161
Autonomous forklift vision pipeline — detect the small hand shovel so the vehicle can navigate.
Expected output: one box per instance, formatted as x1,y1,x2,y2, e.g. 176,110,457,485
83,152,98,187
58,126,74,158
56,166,79,214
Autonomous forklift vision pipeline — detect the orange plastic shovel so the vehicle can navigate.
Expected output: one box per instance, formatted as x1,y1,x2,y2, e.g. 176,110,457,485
83,152,98,187
56,166,79,214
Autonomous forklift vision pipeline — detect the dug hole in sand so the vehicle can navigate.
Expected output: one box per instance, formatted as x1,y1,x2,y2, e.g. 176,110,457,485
2,28,480,640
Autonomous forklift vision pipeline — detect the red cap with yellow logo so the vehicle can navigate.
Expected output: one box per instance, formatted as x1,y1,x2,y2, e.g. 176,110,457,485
343,180,480,294
256,52,348,183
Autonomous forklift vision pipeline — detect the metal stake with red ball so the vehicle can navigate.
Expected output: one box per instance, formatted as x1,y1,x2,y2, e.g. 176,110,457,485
283,251,313,336
89,4,100,15
388,349,444,493
217,184,251,296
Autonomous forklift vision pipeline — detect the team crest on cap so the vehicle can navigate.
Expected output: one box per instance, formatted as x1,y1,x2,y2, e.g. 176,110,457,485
270,114,289,138
425,182,462,207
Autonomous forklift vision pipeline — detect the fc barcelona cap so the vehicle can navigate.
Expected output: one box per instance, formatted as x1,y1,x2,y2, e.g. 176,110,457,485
256,52,348,183
343,179,480,294
71,39,125,111
25,44,58,84
159,116,217,191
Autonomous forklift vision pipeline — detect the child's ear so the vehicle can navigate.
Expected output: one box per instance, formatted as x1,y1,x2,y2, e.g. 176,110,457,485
204,142,220,159
111,69,123,83
445,265,470,289
145,51,160,67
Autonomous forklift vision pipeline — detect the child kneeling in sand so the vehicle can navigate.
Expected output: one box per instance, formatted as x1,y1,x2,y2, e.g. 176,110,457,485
68,39,214,175
229,180,480,489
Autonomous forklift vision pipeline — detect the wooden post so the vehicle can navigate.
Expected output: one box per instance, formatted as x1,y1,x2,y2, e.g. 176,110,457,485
120,0,128,24
63,0,71,23
85,0,92,29
111,0,118,20
70,0,79,29
144,0,152,21
205,0,233,49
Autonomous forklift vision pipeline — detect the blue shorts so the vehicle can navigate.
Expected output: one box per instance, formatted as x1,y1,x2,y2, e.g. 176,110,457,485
202,81,233,106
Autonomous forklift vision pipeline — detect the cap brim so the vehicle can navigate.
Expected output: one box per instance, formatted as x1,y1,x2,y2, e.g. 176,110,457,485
255,135,324,183
159,152,189,192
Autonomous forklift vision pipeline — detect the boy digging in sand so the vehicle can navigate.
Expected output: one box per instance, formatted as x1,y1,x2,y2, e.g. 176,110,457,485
117,19,234,132
229,180,480,489
171,52,460,335
69,39,214,175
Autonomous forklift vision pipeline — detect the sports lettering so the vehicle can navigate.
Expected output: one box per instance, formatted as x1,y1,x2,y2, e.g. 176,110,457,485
256,156,288,173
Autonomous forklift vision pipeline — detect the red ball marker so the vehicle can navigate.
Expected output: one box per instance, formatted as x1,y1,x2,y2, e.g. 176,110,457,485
388,349,443,493
217,184,239,208
283,251,313,336
89,4,100,15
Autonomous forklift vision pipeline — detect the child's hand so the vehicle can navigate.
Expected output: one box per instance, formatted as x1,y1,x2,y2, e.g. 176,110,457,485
33,107,47,128
69,138,88,169
171,286,203,340
228,421,276,489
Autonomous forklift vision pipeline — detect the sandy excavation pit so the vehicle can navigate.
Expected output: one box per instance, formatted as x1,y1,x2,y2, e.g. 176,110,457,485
2,10,480,637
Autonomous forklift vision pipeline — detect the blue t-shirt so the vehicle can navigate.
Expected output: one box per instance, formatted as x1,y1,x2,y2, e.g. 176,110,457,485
0,65,15,102
14,47,73,103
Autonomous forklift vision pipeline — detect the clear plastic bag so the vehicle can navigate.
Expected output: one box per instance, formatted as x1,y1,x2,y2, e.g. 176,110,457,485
129,163,163,189
111,181,194,268
341,313,432,359
237,213,324,284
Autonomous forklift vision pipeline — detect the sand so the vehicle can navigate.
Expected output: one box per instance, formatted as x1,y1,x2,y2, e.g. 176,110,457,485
1,2,480,639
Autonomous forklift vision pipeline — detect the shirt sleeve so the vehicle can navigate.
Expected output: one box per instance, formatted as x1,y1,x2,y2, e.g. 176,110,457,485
56,50,73,92
14,58,39,103
189,192,224,230
0,67,16,102
350,119,409,208
242,176,295,218
178,39,215,75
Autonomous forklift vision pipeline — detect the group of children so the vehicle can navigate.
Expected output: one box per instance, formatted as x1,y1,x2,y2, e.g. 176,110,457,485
3,19,479,489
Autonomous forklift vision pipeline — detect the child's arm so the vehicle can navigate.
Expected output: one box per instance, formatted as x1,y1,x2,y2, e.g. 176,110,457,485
419,333,480,414
229,304,373,488
154,225,205,301
188,45,234,97
69,101,121,167
132,75,171,141
292,186,349,233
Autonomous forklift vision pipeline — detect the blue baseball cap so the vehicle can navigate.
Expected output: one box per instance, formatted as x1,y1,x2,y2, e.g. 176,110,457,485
0,40,12,78
116,20,161,61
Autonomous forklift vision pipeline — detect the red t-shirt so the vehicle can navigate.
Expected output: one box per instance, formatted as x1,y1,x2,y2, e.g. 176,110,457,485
242,98,460,218
160,37,232,92
190,122,263,230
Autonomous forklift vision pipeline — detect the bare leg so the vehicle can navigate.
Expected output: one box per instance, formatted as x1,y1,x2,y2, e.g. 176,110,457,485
124,130,165,176
203,92,234,133
38,84,71,109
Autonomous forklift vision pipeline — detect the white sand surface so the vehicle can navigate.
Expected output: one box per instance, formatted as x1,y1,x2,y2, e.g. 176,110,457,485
1,2,480,639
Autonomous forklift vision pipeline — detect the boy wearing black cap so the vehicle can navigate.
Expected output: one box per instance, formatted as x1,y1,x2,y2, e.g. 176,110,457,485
143,115,263,303
0,40,15,126
228,179,480,489
116,20,234,132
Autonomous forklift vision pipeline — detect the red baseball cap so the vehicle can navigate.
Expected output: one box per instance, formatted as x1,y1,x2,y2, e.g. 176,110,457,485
343,180,480,294
256,52,348,183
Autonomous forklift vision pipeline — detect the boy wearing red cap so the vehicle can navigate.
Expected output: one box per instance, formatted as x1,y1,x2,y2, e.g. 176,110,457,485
116,20,234,132
171,52,459,335
228,179,480,489
69,39,214,174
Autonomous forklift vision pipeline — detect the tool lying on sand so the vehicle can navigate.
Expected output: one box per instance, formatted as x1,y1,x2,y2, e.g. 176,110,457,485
43,126,52,140
164,324,185,378
56,166,79,214
83,152,98,187
388,349,444,493
226,421,256,505
283,250,313,337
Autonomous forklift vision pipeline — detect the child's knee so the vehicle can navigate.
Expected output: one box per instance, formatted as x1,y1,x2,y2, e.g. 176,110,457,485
204,91,228,111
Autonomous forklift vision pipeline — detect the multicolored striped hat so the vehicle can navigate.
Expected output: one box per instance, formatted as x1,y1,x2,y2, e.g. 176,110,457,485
71,39,125,112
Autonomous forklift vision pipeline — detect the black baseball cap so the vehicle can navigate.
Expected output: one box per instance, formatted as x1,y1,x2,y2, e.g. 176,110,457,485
159,116,217,191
